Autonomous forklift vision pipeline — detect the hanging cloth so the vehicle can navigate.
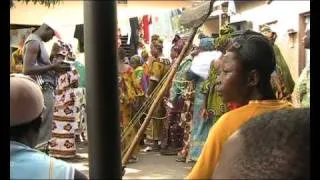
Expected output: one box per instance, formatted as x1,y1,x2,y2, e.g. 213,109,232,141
129,17,140,54
74,24,84,53
142,15,152,44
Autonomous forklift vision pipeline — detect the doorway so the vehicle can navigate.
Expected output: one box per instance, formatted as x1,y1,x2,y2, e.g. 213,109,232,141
298,12,310,75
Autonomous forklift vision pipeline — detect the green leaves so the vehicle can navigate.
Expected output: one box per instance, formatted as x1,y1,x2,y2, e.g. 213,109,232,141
11,0,62,8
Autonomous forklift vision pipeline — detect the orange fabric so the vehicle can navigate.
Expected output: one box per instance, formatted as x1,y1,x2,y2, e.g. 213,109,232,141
186,100,293,179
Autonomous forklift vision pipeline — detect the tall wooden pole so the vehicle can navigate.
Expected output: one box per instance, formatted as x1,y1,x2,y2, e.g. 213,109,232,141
122,0,215,166
84,1,122,178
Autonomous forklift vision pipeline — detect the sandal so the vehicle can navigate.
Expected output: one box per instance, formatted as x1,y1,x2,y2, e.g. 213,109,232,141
127,156,138,164
176,156,186,162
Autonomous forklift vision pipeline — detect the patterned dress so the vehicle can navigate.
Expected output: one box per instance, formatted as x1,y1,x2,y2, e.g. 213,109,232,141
202,62,227,124
292,64,310,108
74,87,87,140
177,81,194,161
49,69,80,158
161,56,193,151
270,45,295,101
146,56,171,141
119,64,144,156
132,66,145,115
186,72,209,162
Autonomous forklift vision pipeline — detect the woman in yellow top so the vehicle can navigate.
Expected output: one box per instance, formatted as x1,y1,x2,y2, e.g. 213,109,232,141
186,30,292,179
144,35,171,151
118,48,144,163
11,48,24,73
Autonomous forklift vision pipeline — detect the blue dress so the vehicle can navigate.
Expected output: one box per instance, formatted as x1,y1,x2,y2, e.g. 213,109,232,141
186,71,214,161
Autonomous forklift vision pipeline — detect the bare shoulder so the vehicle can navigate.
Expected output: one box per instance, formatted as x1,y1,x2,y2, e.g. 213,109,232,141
24,40,40,53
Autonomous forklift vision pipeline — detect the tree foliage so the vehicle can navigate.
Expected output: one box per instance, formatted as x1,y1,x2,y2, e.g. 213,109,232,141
10,0,62,8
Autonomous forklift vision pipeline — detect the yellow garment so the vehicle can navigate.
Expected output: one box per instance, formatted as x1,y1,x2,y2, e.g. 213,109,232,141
146,57,170,140
148,59,170,82
11,49,23,73
186,100,293,179
118,65,142,156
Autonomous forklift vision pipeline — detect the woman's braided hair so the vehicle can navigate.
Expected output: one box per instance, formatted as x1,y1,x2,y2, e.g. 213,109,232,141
227,30,276,99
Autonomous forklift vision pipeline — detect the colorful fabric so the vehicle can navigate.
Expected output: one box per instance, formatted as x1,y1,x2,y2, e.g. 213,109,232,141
161,98,185,150
172,39,185,54
162,56,192,150
292,64,310,108
178,82,194,161
146,57,171,141
187,81,211,161
199,38,214,51
214,25,234,51
270,44,295,100
186,71,212,161
73,61,86,88
118,64,143,156
11,49,24,73
10,141,75,179
49,70,80,158
130,55,142,68
186,100,293,179
202,62,227,122
142,15,152,44
148,57,170,82
74,87,87,138
169,56,193,103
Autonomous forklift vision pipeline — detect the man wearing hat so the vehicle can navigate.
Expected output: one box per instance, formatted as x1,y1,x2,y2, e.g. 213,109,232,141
10,74,87,179
260,24,295,101
23,22,70,146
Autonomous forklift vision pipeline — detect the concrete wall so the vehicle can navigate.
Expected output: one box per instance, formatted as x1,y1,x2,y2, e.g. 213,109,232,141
229,1,310,81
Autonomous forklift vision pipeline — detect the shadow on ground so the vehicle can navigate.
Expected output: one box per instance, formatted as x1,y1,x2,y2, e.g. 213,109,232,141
66,142,195,179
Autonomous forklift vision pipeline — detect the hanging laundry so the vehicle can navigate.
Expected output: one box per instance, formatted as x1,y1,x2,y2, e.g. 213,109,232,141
74,24,84,53
142,15,152,44
129,17,140,54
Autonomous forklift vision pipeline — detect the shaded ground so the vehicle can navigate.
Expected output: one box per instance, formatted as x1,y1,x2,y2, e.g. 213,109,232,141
66,142,194,179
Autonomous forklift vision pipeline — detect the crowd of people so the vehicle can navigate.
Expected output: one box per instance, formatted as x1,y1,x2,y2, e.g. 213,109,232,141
117,22,310,179
10,15,310,179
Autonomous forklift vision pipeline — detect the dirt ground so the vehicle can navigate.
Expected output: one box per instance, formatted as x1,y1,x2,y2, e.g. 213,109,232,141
65,142,194,179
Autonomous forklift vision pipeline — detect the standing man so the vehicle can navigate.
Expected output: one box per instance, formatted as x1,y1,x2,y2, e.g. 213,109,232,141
23,23,70,146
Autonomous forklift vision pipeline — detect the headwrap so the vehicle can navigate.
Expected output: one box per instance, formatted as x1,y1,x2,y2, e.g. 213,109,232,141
151,34,163,50
260,24,272,34
214,24,234,51
172,39,185,54
129,55,142,67
199,37,214,51
141,49,149,58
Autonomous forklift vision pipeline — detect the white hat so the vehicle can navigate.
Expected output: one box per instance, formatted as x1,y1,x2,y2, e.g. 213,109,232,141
43,17,62,39
10,74,44,127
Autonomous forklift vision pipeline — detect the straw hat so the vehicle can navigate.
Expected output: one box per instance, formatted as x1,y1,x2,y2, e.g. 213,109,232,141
10,74,44,127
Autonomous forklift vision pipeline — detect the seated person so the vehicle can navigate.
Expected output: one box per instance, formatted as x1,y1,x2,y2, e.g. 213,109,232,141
186,30,293,179
213,108,310,179
10,74,88,180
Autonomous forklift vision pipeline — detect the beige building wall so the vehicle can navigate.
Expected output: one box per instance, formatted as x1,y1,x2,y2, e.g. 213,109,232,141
230,1,310,81
10,1,192,57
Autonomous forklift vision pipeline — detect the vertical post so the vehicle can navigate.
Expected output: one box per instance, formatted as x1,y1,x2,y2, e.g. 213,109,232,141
84,1,121,179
